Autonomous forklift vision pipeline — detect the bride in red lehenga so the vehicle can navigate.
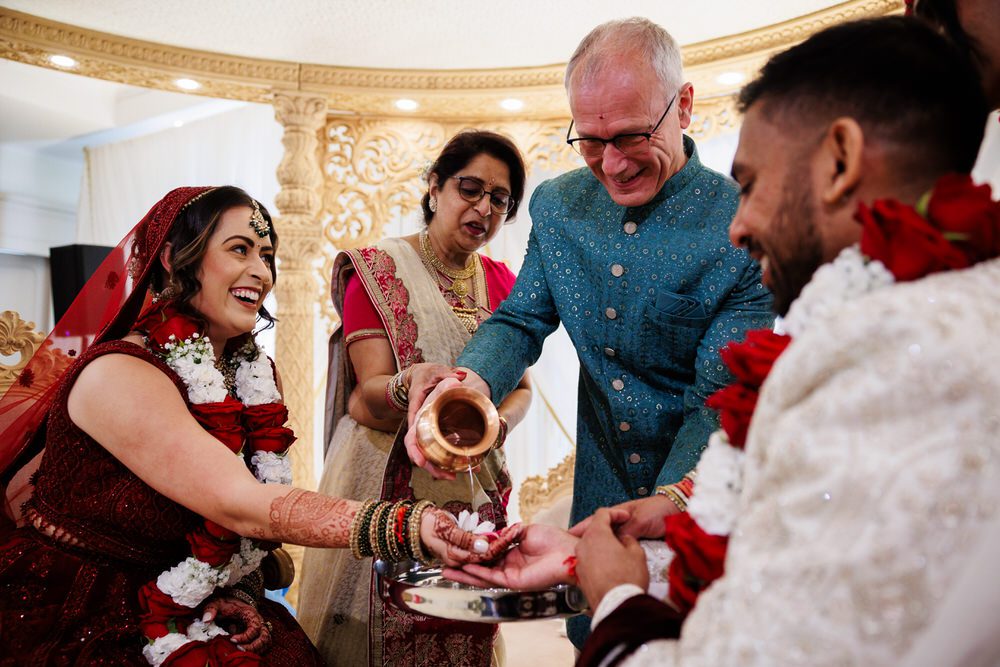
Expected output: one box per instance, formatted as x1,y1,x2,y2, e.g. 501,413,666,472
0,186,517,666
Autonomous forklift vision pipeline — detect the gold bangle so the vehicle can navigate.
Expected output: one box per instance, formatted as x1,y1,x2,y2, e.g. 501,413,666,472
385,371,408,412
655,485,687,512
494,415,508,449
375,500,395,561
384,500,408,562
358,500,379,558
408,500,436,564
350,499,376,560
368,501,390,561
227,587,258,608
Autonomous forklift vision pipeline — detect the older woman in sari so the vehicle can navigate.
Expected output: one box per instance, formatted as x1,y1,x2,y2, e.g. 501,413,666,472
298,131,532,666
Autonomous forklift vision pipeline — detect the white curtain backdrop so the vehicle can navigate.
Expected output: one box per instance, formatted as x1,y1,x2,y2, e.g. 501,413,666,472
76,103,283,246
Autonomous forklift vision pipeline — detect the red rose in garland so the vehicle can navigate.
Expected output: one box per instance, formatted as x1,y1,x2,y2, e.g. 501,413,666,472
138,581,192,639
187,524,240,567
663,512,729,614
858,199,969,281
243,402,288,430
161,636,262,667
926,174,1000,260
136,300,201,351
706,330,790,448
190,399,246,453
722,329,792,388
705,383,757,449
247,426,296,453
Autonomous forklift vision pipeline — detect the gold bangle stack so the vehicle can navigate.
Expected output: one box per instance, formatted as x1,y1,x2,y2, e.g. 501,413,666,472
408,499,436,565
655,484,689,512
348,498,437,564
385,369,410,412
350,499,377,560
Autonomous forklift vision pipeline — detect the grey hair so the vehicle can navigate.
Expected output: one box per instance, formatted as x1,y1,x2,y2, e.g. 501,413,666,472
565,17,683,101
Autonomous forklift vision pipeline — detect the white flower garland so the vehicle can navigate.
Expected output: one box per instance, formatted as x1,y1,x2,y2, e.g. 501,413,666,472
657,243,897,602
145,332,289,666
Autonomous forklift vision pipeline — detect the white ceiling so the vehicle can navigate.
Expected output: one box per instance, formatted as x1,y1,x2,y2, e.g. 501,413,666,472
3,0,843,69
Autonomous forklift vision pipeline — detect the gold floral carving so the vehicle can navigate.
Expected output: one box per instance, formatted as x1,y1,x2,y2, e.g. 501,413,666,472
272,92,328,608
682,0,901,66
687,96,742,143
1,1,898,118
317,117,584,327
0,310,46,395
519,452,576,525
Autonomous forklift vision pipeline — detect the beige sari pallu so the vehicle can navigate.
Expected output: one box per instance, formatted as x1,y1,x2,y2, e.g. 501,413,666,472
298,238,510,667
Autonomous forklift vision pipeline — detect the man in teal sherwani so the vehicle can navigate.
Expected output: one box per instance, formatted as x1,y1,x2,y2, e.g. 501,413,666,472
411,17,772,647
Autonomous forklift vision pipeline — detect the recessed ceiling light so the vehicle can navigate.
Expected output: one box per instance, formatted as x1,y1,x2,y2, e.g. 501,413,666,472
715,71,746,86
395,98,418,111
175,78,201,91
173,120,185,128
500,98,524,111
49,54,77,69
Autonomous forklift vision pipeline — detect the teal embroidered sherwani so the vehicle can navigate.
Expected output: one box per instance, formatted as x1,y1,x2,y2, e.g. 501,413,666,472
459,138,772,645
460,134,771,517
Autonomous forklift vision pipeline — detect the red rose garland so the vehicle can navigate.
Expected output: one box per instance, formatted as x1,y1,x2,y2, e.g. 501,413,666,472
663,330,789,613
133,300,295,666
660,174,1000,616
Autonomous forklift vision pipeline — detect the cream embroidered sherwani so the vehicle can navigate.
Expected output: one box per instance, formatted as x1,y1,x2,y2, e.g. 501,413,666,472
602,257,1000,666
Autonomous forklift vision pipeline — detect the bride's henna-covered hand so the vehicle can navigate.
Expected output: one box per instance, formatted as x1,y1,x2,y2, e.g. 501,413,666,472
255,488,358,548
202,595,271,653
419,507,523,567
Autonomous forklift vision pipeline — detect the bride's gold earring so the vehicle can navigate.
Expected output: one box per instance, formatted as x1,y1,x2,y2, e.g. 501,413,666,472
154,282,179,303
429,196,438,213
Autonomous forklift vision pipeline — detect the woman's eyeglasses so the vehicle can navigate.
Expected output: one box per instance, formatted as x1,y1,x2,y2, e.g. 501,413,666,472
450,176,516,216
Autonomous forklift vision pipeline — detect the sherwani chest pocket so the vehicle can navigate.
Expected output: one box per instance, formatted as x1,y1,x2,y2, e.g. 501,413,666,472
638,289,711,374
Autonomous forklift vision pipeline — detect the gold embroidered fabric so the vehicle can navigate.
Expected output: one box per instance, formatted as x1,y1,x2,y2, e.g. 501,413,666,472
344,328,390,346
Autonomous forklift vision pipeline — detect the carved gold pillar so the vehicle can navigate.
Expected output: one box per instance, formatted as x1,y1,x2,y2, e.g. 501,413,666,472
272,91,326,607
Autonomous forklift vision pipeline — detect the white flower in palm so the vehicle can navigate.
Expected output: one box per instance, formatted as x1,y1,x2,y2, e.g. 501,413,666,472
452,509,495,534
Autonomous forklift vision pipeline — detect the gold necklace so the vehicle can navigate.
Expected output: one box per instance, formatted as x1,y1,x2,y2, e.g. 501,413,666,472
215,355,238,397
419,231,476,280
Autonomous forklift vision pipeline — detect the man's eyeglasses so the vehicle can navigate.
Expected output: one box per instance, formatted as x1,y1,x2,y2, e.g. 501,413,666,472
451,176,516,216
566,93,678,158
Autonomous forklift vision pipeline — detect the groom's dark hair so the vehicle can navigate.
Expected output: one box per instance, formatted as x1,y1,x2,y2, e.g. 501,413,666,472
739,16,988,179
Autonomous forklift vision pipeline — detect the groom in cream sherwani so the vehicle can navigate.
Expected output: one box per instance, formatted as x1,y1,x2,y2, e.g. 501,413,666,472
452,16,1000,667
568,16,1000,666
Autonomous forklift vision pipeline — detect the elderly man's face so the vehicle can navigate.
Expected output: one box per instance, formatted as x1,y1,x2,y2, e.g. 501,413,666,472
728,105,826,316
568,63,691,207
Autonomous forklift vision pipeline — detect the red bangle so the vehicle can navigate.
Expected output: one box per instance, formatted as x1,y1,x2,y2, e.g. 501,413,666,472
495,416,508,449
562,555,578,582
394,504,408,546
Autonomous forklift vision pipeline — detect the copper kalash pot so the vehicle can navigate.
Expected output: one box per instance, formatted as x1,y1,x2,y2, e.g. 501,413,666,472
413,387,499,473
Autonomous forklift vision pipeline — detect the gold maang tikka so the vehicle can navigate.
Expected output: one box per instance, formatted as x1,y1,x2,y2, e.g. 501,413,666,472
249,200,270,238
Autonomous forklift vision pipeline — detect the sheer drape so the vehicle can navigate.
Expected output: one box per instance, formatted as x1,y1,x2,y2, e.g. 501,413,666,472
76,103,283,245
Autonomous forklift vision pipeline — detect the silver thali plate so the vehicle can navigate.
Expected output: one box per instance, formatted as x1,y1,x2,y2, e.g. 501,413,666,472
375,559,588,623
